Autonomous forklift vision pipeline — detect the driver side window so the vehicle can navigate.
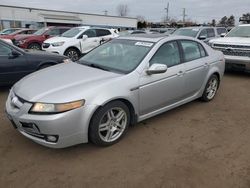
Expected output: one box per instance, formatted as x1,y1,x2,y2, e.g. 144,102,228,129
83,29,96,38
150,41,181,67
0,44,12,56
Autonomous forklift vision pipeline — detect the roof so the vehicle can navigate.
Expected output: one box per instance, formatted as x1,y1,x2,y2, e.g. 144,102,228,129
118,34,167,42
118,34,201,43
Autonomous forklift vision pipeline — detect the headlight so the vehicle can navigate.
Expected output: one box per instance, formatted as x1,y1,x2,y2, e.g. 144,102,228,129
63,59,71,63
51,41,65,47
29,100,85,114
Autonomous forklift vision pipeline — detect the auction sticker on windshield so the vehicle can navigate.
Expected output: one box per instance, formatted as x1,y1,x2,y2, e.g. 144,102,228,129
135,42,154,47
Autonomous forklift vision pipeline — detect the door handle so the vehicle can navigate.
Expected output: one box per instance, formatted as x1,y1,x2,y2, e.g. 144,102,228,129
177,71,184,76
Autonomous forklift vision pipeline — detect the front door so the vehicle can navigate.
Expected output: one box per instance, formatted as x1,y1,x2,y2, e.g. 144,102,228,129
80,29,100,53
139,41,185,116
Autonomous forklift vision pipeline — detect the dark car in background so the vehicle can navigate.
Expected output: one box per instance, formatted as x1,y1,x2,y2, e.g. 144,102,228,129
0,28,37,41
13,26,71,50
0,39,70,86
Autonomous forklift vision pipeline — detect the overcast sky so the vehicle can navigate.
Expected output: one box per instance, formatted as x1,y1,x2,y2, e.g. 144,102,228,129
1,0,250,24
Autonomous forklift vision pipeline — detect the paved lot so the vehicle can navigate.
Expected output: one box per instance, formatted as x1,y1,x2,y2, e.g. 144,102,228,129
0,72,250,188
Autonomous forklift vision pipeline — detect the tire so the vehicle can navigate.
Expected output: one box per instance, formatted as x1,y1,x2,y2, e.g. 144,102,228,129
64,48,80,62
89,101,130,146
201,74,219,102
28,43,41,50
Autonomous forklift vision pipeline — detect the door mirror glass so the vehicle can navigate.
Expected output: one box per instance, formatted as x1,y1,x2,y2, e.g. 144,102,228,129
146,64,168,75
198,35,207,40
220,33,226,37
82,35,88,40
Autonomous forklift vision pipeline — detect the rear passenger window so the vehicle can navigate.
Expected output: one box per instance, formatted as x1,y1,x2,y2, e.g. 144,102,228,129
83,29,96,38
180,41,202,62
96,29,111,37
150,41,180,67
207,28,215,37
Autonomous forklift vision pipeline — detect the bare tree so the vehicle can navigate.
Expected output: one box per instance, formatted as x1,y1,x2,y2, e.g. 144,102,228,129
117,4,129,17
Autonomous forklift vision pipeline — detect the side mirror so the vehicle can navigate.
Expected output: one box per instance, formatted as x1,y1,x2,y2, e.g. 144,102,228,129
44,34,50,39
220,33,226,37
82,35,88,40
146,64,168,75
9,50,20,59
198,35,207,40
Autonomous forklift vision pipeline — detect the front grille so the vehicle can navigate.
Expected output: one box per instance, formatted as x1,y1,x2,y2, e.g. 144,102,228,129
42,43,50,48
213,43,250,49
221,49,250,57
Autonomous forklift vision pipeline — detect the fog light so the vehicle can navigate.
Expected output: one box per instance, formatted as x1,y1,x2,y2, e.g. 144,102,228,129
46,135,58,143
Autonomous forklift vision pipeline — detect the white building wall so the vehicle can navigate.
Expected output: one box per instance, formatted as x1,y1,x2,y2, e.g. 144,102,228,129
0,5,137,29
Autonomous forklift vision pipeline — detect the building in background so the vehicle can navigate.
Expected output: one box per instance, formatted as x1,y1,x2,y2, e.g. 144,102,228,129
0,5,137,30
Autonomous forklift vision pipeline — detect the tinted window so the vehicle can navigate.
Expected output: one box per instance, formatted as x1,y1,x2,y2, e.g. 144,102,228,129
181,41,201,62
199,29,208,38
47,28,60,36
207,28,215,37
0,43,12,56
150,41,180,67
96,29,111,37
199,44,206,57
83,29,96,38
217,28,227,35
59,28,69,34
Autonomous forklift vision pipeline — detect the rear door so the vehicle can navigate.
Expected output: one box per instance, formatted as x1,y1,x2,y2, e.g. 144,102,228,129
0,42,29,85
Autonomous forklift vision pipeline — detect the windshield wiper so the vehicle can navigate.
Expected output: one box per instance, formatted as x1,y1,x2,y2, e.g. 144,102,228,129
85,63,111,72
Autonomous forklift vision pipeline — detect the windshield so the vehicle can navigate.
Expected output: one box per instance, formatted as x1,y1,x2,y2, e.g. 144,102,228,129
226,26,250,37
79,39,154,74
0,28,19,35
61,28,83,38
33,28,47,35
173,28,200,37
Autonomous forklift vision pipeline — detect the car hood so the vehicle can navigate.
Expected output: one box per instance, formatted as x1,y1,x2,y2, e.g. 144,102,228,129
44,36,72,43
13,63,121,103
210,37,250,46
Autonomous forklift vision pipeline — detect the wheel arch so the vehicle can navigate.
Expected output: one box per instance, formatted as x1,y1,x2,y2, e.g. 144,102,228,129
63,46,81,56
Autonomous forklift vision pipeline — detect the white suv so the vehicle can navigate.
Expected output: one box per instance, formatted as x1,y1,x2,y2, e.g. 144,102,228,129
42,26,118,61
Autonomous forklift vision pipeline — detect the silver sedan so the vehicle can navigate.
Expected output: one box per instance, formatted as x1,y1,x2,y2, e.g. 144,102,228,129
5,35,225,148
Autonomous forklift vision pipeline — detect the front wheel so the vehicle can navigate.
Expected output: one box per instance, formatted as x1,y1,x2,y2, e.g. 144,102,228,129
64,48,80,62
89,101,130,146
201,75,219,102
28,43,41,50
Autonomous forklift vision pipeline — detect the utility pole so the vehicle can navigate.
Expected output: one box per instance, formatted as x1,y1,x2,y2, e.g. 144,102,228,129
164,2,169,22
182,8,187,25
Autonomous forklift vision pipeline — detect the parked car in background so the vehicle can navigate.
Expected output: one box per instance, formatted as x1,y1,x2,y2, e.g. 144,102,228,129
0,28,21,35
13,26,71,50
0,28,37,41
6,35,224,148
0,39,70,86
118,30,147,36
149,28,176,34
42,26,118,61
173,27,227,43
209,24,250,72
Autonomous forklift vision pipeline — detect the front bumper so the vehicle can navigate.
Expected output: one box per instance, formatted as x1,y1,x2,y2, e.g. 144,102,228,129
5,92,97,148
42,45,65,55
224,55,250,71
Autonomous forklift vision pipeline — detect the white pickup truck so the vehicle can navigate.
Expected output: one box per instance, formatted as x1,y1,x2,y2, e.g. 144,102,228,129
209,24,250,72
42,26,118,61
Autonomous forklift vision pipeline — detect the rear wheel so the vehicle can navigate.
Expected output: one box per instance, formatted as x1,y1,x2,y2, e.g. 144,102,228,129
64,48,80,62
201,75,219,102
89,101,130,146
28,43,41,50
